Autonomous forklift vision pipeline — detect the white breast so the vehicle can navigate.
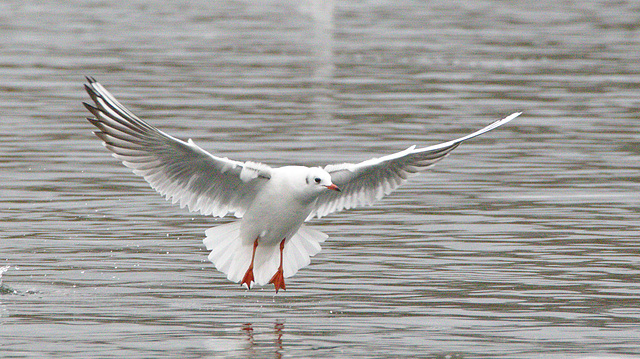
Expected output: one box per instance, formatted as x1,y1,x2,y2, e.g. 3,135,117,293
239,168,314,246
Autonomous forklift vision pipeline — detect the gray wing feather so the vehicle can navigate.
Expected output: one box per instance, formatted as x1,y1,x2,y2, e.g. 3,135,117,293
83,77,271,218
310,112,521,219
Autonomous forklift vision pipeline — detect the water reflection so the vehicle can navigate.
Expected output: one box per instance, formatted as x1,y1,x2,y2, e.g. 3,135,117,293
205,321,286,358
301,0,335,125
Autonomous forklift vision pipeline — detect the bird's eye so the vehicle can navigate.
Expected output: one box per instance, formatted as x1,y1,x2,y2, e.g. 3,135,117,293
314,177,321,184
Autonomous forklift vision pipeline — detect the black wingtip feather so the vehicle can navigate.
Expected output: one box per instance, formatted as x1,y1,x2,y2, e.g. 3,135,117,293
93,131,110,143
83,102,103,119
84,85,102,107
83,101,97,111
86,118,102,128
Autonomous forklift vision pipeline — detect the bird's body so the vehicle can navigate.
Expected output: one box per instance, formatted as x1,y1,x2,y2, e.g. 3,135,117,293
204,166,337,290
243,166,322,244
83,77,520,292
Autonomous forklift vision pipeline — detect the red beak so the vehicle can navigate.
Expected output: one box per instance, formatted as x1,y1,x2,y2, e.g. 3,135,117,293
325,184,341,192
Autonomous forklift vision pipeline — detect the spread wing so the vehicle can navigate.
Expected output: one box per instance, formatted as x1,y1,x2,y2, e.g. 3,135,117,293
310,112,521,219
83,77,271,218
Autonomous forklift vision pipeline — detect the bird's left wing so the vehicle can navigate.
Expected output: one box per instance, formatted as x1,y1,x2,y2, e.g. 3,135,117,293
310,112,521,219
83,77,271,218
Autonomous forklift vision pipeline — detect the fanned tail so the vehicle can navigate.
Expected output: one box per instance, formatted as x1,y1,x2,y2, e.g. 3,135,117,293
282,225,327,278
203,221,252,284
203,223,328,288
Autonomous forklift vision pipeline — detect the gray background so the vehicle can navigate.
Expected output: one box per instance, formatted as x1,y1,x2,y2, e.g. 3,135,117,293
1,0,639,358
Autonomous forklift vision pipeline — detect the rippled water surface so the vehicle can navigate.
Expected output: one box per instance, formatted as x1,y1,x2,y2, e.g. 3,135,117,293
2,0,640,358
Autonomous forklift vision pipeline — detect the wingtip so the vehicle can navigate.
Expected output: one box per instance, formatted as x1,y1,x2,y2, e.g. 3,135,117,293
86,117,102,127
84,83,100,99
497,112,522,126
82,101,95,111
83,102,102,117
508,112,523,120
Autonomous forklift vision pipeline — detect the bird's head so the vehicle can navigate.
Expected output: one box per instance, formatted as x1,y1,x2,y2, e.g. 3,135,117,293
305,168,341,193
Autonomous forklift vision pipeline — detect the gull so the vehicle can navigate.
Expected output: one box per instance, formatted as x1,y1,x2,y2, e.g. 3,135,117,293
83,77,520,293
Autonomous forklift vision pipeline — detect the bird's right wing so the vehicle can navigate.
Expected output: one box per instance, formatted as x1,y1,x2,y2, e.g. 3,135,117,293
83,77,271,218
310,112,521,219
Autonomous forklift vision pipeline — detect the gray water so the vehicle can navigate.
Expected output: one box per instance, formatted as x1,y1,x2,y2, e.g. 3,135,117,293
2,0,640,358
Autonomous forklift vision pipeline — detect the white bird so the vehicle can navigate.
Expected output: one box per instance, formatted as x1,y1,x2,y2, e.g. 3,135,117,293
83,77,520,293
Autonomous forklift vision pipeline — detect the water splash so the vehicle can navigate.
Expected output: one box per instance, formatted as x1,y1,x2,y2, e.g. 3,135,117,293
0,266,17,295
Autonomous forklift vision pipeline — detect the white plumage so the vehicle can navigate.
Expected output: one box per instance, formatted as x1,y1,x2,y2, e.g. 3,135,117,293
83,77,520,292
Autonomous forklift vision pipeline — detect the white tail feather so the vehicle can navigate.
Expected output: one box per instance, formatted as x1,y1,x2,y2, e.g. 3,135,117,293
203,222,328,287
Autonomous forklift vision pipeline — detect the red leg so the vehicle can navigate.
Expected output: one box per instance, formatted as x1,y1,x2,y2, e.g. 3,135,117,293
269,239,286,293
241,238,259,289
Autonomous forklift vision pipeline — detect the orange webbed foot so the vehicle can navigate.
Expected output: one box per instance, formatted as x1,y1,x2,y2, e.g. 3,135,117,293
269,268,286,293
241,238,260,289
269,238,287,293
241,266,254,289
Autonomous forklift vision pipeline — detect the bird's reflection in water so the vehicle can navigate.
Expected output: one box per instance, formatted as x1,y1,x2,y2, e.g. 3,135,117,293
205,321,285,358
274,322,285,355
204,321,286,357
